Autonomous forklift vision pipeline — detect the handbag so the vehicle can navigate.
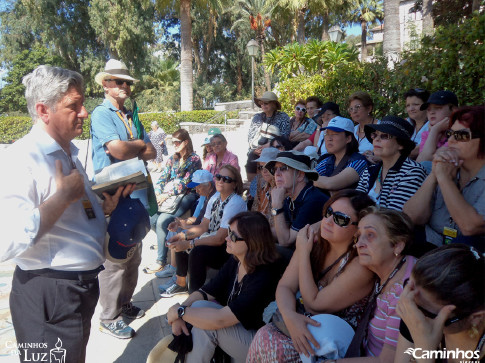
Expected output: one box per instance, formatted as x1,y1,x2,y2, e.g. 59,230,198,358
251,122,282,149
158,193,185,214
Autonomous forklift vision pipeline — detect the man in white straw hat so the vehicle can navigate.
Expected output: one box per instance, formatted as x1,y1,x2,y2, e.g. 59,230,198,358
264,150,328,254
91,59,156,339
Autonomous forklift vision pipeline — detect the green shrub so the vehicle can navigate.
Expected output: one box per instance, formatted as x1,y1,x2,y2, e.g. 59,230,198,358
277,14,484,119
1,110,239,143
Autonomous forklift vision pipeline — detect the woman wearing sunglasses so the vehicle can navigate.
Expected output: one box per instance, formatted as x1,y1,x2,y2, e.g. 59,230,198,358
203,133,240,176
289,100,318,146
356,116,427,211
144,128,202,274
395,244,484,363
335,207,416,362
162,165,247,296
247,190,375,362
166,211,281,362
404,106,485,251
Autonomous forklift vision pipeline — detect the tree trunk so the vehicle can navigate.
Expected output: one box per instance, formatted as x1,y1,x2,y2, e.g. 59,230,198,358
236,51,243,94
422,0,434,36
321,11,330,41
383,0,401,61
472,0,480,11
180,0,193,111
296,8,306,44
360,20,367,62
259,39,271,91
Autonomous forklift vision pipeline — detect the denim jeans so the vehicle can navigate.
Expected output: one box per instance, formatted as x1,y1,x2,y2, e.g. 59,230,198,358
150,192,198,264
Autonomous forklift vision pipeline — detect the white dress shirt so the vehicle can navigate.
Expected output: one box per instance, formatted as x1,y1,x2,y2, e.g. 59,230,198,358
0,125,106,271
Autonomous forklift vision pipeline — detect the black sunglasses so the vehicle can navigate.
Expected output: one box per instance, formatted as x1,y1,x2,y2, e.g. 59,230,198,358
324,206,358,228
215,174,235,183
257,165,265,171
403,278,465,327
370,132,394,140
228,228,244,243
445,129,480,142
105,79,134,86
270,165,290,174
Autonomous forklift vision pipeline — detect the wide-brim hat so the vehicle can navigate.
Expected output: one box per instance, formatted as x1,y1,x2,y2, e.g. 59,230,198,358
255,91,282,110
95,59,139,86
265,150,319,181
254,147,279,163
146,334,177,363
104,197,150,263
299,314,355,363
364,116,416,152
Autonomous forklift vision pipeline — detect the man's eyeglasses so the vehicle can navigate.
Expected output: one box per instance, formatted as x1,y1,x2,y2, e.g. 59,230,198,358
324,206,358,228
105,79,134,86
348,104,363,114
228,228,244,243
215,174,235,183
370,132,394,141
271,165,290,174
296,106,307,113
445,129,480,142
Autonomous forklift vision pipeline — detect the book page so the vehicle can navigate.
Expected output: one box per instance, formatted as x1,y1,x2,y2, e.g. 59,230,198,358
94,158,147,184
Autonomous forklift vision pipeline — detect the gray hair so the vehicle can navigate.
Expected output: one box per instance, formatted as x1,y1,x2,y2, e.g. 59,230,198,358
23,65,84,122
151,121,159,127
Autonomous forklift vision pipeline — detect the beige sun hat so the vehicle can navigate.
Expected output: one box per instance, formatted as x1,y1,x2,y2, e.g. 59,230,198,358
255,91,281,110
95,59,139,86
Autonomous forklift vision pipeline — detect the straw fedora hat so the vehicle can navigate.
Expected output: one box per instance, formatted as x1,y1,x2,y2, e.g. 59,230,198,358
146,334,177,363
255,91,281,110
95,59,139,86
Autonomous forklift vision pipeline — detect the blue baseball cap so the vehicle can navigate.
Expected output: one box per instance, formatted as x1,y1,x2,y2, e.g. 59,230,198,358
105,197,150,262
187,170,214,188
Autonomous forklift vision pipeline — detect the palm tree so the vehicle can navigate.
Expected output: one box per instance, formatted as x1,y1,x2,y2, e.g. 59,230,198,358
230,0,279,91
347,0,383,62
179,0,193,111
422,0,434,36
383,0,400,61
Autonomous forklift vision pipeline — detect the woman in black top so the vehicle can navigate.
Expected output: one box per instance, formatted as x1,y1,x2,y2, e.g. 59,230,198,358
395,244,485,363
167,211,281,363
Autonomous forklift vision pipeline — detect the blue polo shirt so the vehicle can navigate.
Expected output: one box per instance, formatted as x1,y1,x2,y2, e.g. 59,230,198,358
283,182,329,232
91,98,150,174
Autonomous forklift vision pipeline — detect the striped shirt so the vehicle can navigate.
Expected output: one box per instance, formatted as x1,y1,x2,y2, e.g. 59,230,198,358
357,156,427,211
365,256,416,357
315,152,368,178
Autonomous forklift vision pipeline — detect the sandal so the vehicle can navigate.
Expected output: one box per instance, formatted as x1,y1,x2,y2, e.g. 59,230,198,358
143,262,164,274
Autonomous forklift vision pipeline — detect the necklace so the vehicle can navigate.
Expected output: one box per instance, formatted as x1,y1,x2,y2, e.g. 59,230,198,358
227,262,244,305
375,256,406,295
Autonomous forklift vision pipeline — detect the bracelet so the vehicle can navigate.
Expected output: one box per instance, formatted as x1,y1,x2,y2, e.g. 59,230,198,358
183,230,188,240
190,239,195,249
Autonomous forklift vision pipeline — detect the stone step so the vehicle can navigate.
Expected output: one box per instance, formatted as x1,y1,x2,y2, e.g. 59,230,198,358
226,118,250,126
238,110,259,120
179,122,237,135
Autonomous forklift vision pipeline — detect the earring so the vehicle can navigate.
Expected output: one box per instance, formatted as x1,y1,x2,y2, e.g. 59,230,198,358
469,324,479,339
394,252,399,257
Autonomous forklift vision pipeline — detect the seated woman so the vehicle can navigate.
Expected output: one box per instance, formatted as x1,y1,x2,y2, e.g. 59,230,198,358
145,128,201,274
314,117,368,193
247,190,375,362
404,106,485,251
250,147,279,225
356,116,427,211
340,207,417,362
294,102,341,154
162,165,247,296
289,100,318,147
201,137,214,170
167,211,281,363
403,88,430,159
347,91,379,161
203,133,240,176
395,244,484,363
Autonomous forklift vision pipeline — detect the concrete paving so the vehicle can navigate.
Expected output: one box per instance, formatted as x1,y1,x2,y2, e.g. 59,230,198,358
0,125,253,363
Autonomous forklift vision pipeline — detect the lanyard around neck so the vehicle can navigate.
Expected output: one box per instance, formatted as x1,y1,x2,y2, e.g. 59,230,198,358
116,111,134,140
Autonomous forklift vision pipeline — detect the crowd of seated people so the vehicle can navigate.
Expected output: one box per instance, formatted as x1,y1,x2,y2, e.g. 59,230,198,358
149,89,484,362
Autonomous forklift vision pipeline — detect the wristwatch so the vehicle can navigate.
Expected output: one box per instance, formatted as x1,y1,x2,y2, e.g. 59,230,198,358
271,207,284,216
177,305,187,319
